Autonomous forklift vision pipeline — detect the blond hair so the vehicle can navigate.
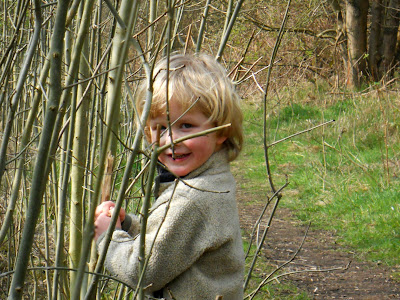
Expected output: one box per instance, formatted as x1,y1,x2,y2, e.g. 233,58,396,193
136,53,243,161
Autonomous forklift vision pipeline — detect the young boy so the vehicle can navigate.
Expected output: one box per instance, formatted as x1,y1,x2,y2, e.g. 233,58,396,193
95,53,244,299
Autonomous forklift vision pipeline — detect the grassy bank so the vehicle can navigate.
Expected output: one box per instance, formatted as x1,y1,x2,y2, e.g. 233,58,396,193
234,83,400,268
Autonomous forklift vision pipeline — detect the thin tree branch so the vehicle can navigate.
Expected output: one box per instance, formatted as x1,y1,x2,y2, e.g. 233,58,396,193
0,0,41,182
8,1,67,298
268,120,336,147
262,0,291,195
216,0,245,61
243,181,289,290
196,0,212,53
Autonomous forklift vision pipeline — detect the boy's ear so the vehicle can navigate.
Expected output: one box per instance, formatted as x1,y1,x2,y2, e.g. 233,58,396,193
217,135,228,145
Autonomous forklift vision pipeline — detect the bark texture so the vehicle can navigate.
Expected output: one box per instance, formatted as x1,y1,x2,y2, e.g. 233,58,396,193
345,0,369,87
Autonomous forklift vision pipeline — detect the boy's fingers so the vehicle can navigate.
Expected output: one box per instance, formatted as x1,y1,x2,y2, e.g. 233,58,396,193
106,204,125,221
119,208,126,221
95,201,124,226
102,201,115,210
95,201,116,218
95,205,104,217
108,207,124,223
94,212,122,240
94,213,111,239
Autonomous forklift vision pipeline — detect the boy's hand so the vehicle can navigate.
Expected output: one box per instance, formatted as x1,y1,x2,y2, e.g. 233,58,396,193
94,201,125,241
95,201,126,222
94,212,122,241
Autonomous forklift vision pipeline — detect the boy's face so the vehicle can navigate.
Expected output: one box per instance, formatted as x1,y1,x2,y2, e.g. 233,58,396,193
149,102,227,177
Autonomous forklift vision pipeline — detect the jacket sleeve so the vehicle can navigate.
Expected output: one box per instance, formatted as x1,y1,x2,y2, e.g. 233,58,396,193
120,214,140,237
97,187,231,293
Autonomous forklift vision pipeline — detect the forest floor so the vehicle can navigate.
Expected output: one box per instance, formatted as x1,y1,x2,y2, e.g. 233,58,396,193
238,190,400,299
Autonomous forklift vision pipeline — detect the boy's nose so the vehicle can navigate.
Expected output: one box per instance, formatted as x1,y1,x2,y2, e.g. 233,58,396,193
160,128,183,145
171,130,188,148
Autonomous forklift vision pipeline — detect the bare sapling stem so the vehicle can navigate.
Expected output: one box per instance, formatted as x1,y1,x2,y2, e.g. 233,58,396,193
243,181,289,291
244,184,287,259
0,0,41,183
73,0,140,297
262,0,291,195
246,223,311,299
147,0,157,57
8,1,68,298
52,71,77,300
196,0,212,53
220,0,234,47
137,143,159,300
216,0,245,61
86,21,157,298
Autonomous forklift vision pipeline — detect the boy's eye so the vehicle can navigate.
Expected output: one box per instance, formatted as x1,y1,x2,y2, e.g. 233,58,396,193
151,125,166,131
181,123,193,129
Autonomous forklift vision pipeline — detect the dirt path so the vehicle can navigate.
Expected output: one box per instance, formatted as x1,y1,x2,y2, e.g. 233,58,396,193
238,199,400,299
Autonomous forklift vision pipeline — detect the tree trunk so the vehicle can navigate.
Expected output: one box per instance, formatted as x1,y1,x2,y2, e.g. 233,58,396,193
381,0,400,79
328,0,348,87
369,0,383,81
345,0,369,87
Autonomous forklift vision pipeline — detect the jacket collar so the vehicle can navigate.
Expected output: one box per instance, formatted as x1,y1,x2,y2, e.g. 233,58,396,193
155,149,229,197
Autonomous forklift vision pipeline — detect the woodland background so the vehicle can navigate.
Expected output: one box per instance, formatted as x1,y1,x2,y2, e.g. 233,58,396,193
0,0,399,299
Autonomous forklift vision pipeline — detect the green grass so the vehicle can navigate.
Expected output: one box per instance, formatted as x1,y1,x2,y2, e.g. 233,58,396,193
234,85,400,269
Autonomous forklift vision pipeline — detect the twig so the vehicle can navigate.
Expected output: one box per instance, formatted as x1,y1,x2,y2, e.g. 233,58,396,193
101,153,114,203
244,13,336,40
157,124,231,154
5,133,40,165
262,0,291,195
232,29,256,81
247,222,311,299
178,178,230,194
247,262,349,299
244,183,288,258
184,24,192,54
0,266,136,291
243,180,289,290
268,119,335,147
246,222,350,299
236,56,263,84
132,180,178,300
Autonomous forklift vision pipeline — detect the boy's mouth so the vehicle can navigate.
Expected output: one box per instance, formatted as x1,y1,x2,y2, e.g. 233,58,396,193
170,153,190,160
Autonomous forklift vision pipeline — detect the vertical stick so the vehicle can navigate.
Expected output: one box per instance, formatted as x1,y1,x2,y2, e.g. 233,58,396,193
8,1,69,298
138,145,159,300
216,0,245,62
101,153,115,203
75,0,140,297
196,0,212,53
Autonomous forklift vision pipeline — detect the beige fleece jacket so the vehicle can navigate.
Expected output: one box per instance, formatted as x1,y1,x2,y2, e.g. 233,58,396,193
97,150,245,299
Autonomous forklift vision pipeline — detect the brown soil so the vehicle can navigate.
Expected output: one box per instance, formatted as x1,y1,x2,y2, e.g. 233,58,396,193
238,198,400,299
